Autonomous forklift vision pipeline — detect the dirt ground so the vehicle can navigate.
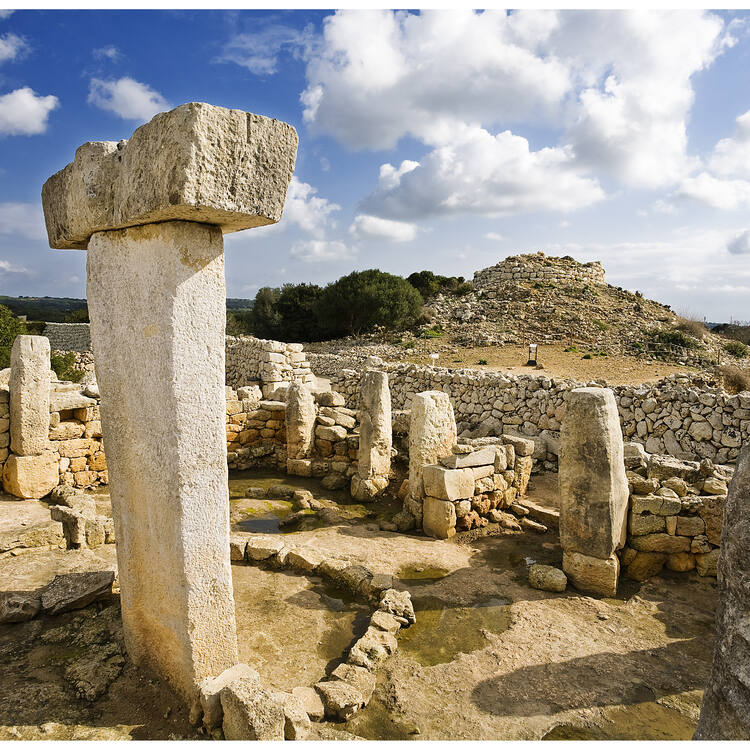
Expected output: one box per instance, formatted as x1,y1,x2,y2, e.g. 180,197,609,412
0,475,718,740
394,340,700,386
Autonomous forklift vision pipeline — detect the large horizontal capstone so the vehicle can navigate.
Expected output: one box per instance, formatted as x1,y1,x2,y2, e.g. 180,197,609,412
42,102,298,249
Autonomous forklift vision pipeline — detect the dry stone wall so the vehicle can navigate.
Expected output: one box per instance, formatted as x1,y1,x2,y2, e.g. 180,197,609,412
330,364,748,467
223,336,314,393
621,445,731,581
43,323,91,352
473,252,606,291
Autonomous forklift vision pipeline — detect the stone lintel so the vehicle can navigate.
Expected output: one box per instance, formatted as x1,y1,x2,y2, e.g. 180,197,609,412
42,102,298,249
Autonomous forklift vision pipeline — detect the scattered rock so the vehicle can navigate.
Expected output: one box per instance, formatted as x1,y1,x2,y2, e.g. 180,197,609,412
528,564,567,592
40,571,115,615
221,679,285,741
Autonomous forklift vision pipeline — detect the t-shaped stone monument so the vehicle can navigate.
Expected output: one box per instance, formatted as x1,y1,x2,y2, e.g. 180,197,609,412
41,103,297,702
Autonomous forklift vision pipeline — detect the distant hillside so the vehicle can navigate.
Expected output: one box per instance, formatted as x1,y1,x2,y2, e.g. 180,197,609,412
712,323,750,345
0,295,255,321
0,295,87,322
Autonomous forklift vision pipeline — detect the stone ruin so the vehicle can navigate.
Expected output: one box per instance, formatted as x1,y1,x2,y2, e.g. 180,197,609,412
0,99,743,740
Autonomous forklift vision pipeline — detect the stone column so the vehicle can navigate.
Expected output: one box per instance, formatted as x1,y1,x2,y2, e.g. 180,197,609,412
286,381,316,476
41,102,297,702
406,391,457,526
351,370,391,501
694,446,750,739
559,387,628,597
2,335,58,499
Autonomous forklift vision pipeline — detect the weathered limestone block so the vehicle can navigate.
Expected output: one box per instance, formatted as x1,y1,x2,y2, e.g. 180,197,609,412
422,465,474,501
408,391,457,525
2,452,58,499
695,447,750,739
285,381,316,460
423,496,457,539
562,550,620,597
42,102,298,249
528,564,567,592
86,222,238,700
352,370,391,501
559,388,628,560
9,335,50,456
221,678,285,740
195,663,260,731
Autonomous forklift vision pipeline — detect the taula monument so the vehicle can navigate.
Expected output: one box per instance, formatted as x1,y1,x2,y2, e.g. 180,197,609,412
41,103,298,702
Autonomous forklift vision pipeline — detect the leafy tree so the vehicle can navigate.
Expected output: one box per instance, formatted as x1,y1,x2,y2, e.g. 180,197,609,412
0,304,27,368
407,270,469,299
318,269,423,337
275,283,324,342
249,287,281,338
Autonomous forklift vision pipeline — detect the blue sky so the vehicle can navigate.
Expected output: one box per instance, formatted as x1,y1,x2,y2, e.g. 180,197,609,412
1,9,750,321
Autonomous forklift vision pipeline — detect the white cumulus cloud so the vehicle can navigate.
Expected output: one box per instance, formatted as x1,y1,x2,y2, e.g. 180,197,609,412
290,239,355,262
282,177,340,237
88,77,168,121
349,214,417,242
361,127,604,220
728,229,750,255
0,32,26,64
675,173,750,211
484,232,504,241
302,9,570,150
0,87,58,136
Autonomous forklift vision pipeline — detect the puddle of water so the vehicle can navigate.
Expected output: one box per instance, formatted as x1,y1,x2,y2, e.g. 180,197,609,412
472,534,562,582
541,700,697,740
233,565,369,691
397,565,450,586
398,595,511,666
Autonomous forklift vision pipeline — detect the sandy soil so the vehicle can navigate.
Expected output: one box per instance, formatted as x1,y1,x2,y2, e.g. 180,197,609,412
0,475,718,740
394,340,700,386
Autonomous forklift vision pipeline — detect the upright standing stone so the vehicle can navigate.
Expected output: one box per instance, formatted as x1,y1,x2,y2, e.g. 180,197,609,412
285,381,316,461
9,335,50,456
351,370,391,501
695,446,750,739
407,391,456,526
559,387,628,597
42,102,297,702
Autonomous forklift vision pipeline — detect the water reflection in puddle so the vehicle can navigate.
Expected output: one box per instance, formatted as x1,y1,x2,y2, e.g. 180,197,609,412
398,595,511,666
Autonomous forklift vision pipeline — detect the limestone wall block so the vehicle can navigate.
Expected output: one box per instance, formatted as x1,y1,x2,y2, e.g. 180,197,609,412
422,465,474,501
9,335,50,456
42,103,298,249
2,452,58,499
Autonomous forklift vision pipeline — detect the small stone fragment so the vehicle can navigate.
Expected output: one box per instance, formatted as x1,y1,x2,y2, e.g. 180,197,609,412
220,679,285,741
528,564,567,592
292,686,325,722
271,691,311,740
315,680,364,721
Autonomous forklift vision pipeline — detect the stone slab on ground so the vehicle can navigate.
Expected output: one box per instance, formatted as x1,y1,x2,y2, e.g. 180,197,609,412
0,496,63,553
40,570,115,615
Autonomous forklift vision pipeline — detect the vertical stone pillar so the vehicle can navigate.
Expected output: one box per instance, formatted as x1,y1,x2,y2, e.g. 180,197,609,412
87,221,238,698
351,370,391,501
9,335,50,456
694,447,750,739
406,391,456,526
41,102,297,702
559,387,628,597
286,381,316,475
2,335,58,499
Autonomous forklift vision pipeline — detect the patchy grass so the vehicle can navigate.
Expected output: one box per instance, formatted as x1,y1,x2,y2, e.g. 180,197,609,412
716,365,750,394
723,339,749,359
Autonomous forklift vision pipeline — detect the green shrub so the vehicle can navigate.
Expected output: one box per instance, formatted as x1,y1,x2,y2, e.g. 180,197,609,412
477,358,488,365
723,339,749,358
0,304,26,368
582,353,592,359
420,325,443,339
564,345,579,353
453,282,473,296
50,351,84,383
592,319,609,331
644,327,701,350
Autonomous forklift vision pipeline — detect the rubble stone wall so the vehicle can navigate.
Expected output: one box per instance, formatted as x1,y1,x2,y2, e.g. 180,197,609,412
473,252,606,290
330,364,748,468
43,323,91,352
224,336,314,393
621,447,730,580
